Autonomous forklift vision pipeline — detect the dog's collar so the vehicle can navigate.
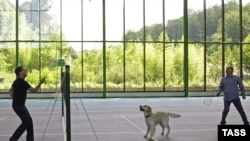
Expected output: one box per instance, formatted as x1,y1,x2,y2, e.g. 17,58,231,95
145,115,151,118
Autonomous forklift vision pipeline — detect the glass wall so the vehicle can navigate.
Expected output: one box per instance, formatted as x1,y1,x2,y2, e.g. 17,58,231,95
1,0,250,96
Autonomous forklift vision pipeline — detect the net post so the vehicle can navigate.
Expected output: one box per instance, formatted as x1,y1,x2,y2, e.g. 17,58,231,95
58,59,66,117
61,71,64,117
65,65,71,141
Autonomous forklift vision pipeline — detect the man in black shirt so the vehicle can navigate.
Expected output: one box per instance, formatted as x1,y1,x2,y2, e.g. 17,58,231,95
9,66,45,141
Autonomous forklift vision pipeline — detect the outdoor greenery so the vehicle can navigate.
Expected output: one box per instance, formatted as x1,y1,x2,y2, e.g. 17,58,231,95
1,0,250,91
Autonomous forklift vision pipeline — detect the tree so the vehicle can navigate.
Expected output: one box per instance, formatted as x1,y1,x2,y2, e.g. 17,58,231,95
166,18,183,42
206,5,221,41
188,10,204,42
124,30,139,41
243,35,250,73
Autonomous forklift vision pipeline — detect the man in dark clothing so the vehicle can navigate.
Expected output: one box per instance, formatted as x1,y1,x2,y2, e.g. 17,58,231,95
216,66,249,125
9,66,45,141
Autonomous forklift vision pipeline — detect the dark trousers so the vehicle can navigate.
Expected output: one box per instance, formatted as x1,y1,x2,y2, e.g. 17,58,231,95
221,97,249,125
10,105,34,141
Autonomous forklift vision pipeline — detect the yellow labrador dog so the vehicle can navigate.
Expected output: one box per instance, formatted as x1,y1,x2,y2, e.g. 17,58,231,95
139,105,181,140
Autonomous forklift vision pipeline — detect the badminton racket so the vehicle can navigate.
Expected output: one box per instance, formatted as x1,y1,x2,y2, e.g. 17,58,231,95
42,61,58,79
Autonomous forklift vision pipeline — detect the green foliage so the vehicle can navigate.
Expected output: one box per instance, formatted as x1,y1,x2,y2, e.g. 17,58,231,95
145,42,163,85
243,35,250,73
170,44,184,86
188,44,204,86
106,45,124,85
26,69,39,86
207,45,222,85
124,43,144,86
1,36,249,90
0,71,14,89
126,0,249,44
166,18,183,42
2,0,250,91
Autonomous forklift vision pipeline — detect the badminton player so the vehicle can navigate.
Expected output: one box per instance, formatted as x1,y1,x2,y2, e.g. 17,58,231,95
9,66,45,141
216,66,249,125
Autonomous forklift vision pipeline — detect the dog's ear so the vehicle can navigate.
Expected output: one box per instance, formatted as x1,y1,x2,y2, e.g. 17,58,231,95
145,105,152,113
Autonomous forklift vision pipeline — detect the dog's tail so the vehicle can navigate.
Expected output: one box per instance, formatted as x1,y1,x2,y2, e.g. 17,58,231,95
168,112,181,118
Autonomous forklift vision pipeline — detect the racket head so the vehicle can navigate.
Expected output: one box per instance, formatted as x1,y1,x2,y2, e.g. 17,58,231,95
42,61,58,78
203,97,212,106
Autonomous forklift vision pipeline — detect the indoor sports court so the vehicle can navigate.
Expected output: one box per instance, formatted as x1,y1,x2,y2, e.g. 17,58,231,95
1,0,250,141
0,97,249,141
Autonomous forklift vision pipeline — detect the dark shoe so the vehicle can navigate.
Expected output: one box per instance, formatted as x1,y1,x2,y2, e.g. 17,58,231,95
9,137,16,141
244,122,249,125
220,121,226,125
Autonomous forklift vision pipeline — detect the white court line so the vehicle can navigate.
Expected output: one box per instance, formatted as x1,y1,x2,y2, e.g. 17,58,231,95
120,115,145,132
72,132,142,135
172,128,217,132
0,129,217,137
0,133,69,137
0,117,4,122
120,114,159,141
0,131,144,137
120,115,218,140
